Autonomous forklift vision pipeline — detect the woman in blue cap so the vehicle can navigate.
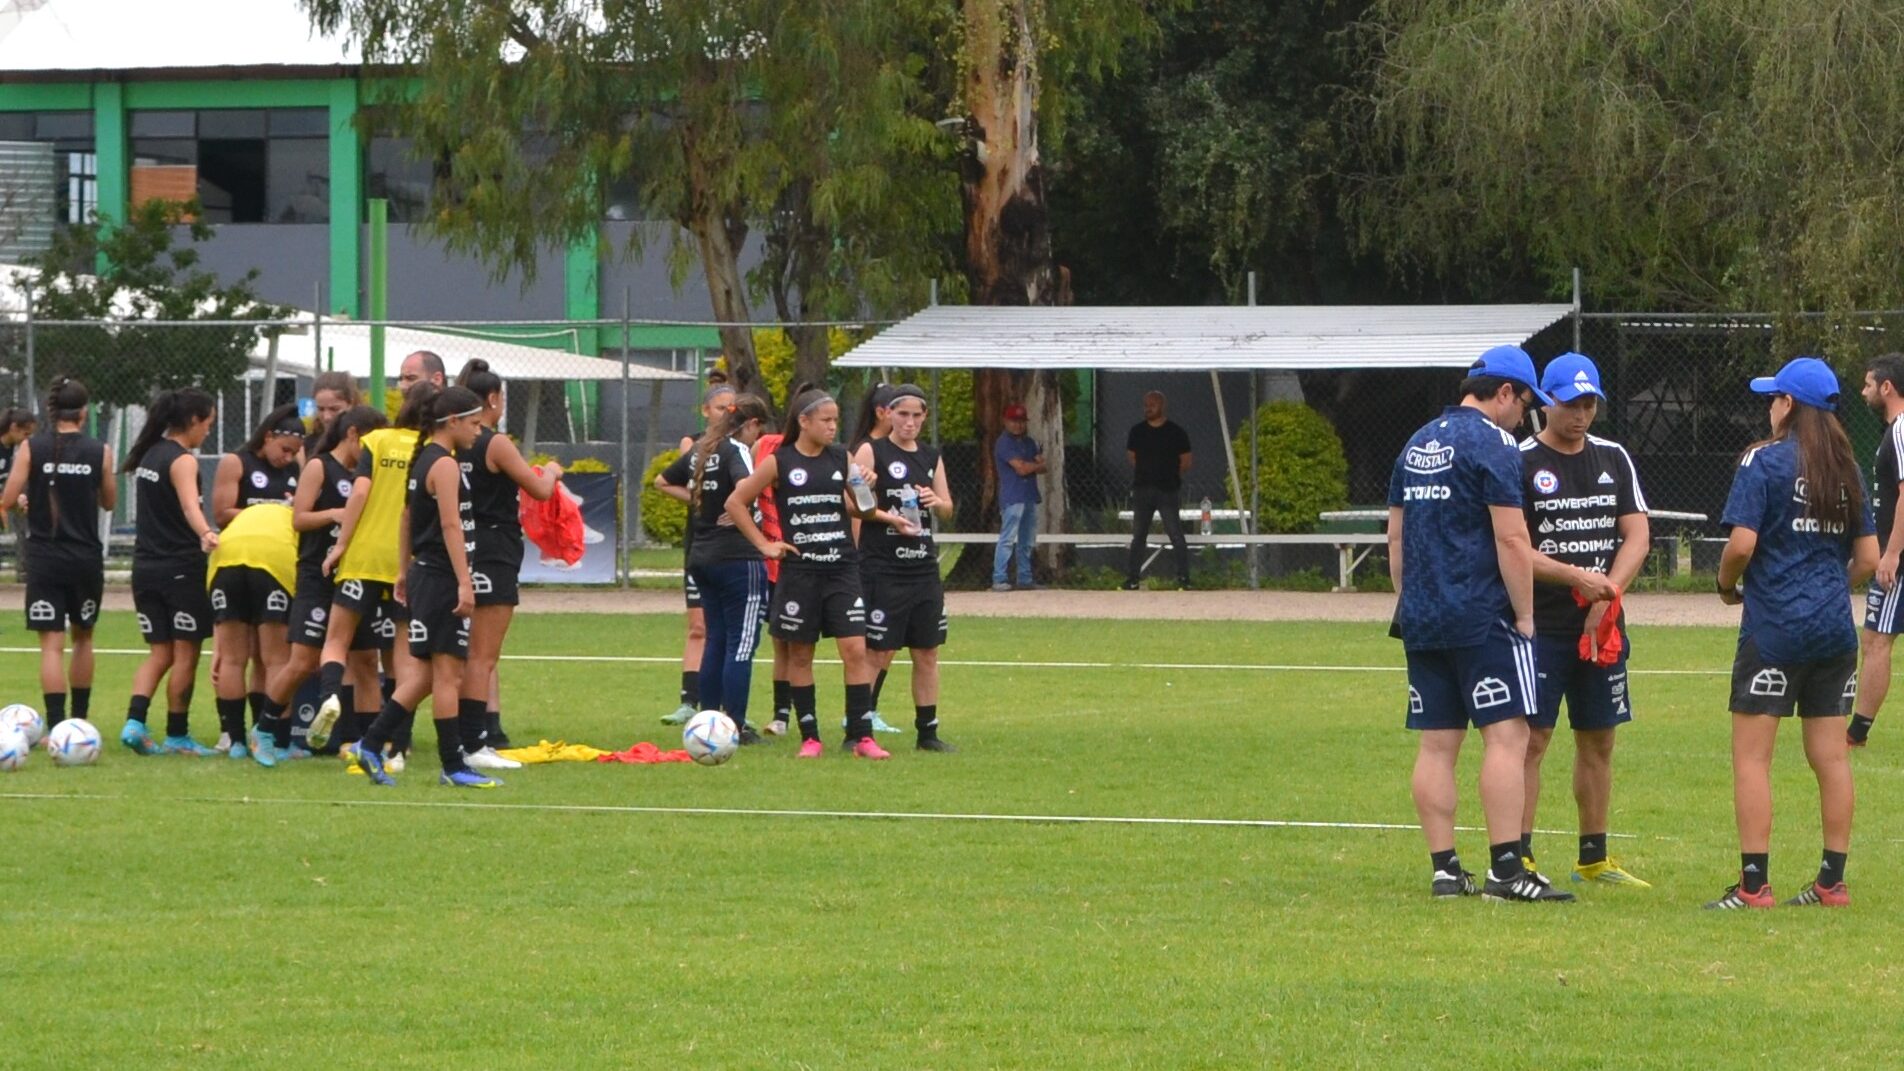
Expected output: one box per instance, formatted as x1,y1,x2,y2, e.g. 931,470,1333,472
1709,357,1877,909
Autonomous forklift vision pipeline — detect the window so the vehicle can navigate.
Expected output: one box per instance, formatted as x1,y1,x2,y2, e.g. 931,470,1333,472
0,110,96,225
366,136,434,222
128,108,329,223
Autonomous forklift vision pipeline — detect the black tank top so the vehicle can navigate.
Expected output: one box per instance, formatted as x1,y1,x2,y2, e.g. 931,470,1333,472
133,438,204,569
236,449,298,507
462,428,523,560
408,442,473,570
774,441,856,571
860,438,939,575
298,454,356,586
23,429,106,565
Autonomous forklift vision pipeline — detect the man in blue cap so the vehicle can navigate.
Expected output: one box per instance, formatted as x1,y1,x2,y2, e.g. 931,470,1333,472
1387,344,1574,902
1517,352,1651,888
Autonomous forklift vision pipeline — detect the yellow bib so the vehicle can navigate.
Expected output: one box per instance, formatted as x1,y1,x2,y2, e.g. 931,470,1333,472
207,503,297,594
336,426,420,584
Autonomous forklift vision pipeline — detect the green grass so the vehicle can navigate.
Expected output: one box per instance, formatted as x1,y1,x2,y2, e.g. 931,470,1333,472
4,614,1902,1068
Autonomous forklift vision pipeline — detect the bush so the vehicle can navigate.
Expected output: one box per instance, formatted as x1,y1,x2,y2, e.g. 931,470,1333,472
1229,401,1349,533
640,448,687,546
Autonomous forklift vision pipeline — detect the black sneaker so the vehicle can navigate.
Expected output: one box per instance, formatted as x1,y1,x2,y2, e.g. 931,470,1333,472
1431,868,1478,898
737,725,763,746
1482,869,1576,902
916,737,958,753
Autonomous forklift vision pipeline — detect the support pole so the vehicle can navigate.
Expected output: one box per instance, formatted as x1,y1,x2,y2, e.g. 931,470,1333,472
638,379,664,546
1247,272,1260,590
1210,369,1246,538
1572,266,1583,353
22,287,35,413
313,282,324,384
619,288,632,588
368,198,388,403
261,330,281,416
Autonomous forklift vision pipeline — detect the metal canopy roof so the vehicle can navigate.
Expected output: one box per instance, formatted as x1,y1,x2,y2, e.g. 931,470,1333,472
256,323,693,384
835,304,1574,371
0,0,361,73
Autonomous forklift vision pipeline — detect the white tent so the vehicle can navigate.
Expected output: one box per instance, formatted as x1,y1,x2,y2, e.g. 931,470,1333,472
254,321,693,384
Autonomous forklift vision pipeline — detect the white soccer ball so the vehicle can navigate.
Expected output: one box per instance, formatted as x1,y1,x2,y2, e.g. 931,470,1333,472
0,726,28,772
0,703,44,747
45,719,102,766
682,710,739,766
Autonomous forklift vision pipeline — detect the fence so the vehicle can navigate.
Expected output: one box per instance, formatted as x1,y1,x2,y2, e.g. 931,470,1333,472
0,307,1892,588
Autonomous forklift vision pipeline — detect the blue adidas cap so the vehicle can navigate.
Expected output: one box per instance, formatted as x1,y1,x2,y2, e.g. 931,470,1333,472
1469,345,1554,407
1749,356,1840,412
1542,352,1604,404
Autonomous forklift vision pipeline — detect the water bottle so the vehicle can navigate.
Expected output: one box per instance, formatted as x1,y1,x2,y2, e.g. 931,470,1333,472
899,484,922,531
1199,496,1213,536
847,464,878,514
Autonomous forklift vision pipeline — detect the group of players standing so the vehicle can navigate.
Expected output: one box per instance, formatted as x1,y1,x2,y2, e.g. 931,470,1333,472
5,349,562,788
654,379,955,758
1392,343,1901,908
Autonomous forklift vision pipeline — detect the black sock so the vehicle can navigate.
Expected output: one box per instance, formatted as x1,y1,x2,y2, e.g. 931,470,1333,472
680,670,700,709
318,661,346,703
793,684,818,742
391,707,416,752
844,682,873,742
1819,849,1848,888
71,687,90,720
1578,833,1608,866
338,684,355,721
43,693,66,730
772,679,791,721
458,698,489,753
435,716,467,773
266,698,292,749
360,698,408,754
1740,852,1770,893
247,691,268,728
871,669,889,709
1430,848,1462,876
1849,714,1875,744
1489,841,1524,879
352,711,377,740
337,702,364,746
1520,833,1534,863
215,697,247,741
489,709,505,742
127,694,152,725
915,704,938,740
166,710,190,739
381,676,396,704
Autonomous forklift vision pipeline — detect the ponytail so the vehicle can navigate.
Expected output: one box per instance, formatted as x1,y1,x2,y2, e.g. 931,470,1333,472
124,387,215,470
244,402,305,456
393,380,441,432
456,358,503,403
689,393,771,513
43,378,86,424
781,382,827,441
315,404,388,457
851,382,893,448
408,385,483,475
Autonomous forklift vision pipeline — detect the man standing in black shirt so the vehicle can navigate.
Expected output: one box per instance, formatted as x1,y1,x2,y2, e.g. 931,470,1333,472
1852,352,1904,747
1124,391,1193,589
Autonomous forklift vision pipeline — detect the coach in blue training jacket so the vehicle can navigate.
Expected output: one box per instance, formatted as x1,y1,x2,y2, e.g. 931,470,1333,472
1388,345,1581,903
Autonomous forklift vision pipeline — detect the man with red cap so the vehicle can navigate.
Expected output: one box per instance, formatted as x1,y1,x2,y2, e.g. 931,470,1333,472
992,404,1044,591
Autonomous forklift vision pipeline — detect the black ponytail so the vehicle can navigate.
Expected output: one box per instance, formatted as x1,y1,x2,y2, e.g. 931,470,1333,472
314,404,388,457
456,358,503,403
243,402,305,457
43,378,86,424
780,381,824,440
851,382,893,448
408,385,483,474
689,393,771,513
124,387,215,470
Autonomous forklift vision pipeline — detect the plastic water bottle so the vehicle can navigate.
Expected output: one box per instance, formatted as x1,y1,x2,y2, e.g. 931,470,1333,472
847,464,878,514
1199,496,1213,536
899,485,922,531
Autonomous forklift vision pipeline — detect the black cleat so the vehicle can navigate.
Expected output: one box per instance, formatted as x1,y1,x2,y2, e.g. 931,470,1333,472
1431,868,1479,898
1482,869,1576,902
737,726,763,746
916,737,958,753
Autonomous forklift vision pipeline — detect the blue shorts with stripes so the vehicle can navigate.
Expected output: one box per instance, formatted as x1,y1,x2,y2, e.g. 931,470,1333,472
1404,619,1538,731
1863,580,1904,636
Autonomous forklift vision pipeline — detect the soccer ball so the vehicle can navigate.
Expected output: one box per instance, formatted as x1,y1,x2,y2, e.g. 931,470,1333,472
0,726,28,772
0,703,43,747
682,710,739,766
45,719,102,766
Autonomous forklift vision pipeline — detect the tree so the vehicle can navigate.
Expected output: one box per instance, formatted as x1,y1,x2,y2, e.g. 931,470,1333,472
1354,0,1904,313
16,198,289,406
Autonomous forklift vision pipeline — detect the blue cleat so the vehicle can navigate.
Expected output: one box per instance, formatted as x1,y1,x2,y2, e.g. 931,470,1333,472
356,745,394,786
245,728,277,768
120,721,161,756
229,743,250,761
278,744,313,761
161,735,220,757
439,769,502,789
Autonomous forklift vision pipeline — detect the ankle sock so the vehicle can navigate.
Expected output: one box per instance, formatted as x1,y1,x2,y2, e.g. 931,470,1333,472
1740,853,1770,893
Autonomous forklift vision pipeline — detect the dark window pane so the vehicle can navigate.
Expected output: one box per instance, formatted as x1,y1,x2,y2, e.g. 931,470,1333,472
0,114,32,140
34,112,93,140
268,108,328,138
129,110,194,138
198,138,267,222
130,138,195,166
267,137,329,222
366,136,432,222
196,109,267,139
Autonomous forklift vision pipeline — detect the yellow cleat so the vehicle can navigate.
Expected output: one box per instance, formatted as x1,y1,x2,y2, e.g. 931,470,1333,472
1571,858,1652,888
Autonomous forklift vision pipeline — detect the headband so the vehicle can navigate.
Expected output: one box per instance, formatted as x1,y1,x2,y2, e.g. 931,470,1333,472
436,405,484,425
799,393,835,417
886,384,927,406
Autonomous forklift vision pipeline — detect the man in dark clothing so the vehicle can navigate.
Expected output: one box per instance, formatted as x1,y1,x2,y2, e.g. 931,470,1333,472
1124,391,1193,589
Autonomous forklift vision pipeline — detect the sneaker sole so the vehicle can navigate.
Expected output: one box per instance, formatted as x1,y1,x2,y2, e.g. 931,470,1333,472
306,698,342,751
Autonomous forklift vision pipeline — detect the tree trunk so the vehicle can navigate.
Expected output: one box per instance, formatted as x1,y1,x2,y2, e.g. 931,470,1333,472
763,178,834,407
681,126,761,397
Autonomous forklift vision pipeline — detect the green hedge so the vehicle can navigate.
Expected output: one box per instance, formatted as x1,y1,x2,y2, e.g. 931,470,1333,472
640,448,687,546
1229,401,1349,533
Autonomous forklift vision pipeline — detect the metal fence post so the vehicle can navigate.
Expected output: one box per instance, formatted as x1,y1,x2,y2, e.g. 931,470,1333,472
619,288,632,587
22,286,35,412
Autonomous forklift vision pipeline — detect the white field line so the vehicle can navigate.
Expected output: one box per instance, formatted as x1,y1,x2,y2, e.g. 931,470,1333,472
0,791,1634,838
0,647,1730,676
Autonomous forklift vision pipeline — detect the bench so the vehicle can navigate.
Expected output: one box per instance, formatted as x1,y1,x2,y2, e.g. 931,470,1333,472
934,532,1388,590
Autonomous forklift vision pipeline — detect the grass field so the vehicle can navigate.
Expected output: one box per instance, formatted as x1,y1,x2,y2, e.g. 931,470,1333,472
3,612,1901,1069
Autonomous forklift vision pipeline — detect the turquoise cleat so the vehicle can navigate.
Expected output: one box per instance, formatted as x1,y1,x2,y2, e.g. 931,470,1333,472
161,736,221,757
120,721,161,756
246,728,277,768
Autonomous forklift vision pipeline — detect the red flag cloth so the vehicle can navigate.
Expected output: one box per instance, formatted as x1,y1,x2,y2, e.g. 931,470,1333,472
753,433,784,584
1572,588,1625,667
520,471,584,566
595,741,695,764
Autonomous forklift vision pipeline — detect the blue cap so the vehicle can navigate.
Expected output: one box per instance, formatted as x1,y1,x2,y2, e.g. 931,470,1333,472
1469,345,1554,406
1750,357,1840,412
1541,352,1604,404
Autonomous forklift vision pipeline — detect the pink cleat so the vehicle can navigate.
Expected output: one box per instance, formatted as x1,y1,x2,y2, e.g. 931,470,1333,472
797,738,825,759
852,738,892,760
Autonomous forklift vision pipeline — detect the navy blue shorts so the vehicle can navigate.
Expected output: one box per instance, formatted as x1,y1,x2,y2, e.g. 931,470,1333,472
1531,634,1632,731
1404,620,1537,730
1864,581,1904,635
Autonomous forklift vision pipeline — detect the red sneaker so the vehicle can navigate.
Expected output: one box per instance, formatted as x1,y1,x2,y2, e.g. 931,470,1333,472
1704,882,1777,910
852,738,891,760
796,739,824,759
1785,881,1850,907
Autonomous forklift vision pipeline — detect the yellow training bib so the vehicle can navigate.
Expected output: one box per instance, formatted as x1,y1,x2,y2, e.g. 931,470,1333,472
207,503,297,594
336,426,420,584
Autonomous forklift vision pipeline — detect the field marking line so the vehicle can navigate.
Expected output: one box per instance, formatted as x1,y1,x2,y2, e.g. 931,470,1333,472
0,647,1729,676
0,790,1632,838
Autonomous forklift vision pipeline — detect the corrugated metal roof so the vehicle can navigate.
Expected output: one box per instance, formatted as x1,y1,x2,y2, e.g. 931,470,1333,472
0,0,361,73
835,304,1574,371
259,324,693,383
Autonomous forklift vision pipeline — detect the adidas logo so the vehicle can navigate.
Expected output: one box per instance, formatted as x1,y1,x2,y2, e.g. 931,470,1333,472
1597,471,1615,485
1743,863,1762,873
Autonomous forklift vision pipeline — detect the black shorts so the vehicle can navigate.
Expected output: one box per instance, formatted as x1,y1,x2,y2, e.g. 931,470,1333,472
863,570,947,651
209,565,292,626
770,568,866,645
471,557,521,608
132,562,213,645
289,582,390,651
335,576,408,624
405,565,470,660
24,558,103,633
1728,635,1858,718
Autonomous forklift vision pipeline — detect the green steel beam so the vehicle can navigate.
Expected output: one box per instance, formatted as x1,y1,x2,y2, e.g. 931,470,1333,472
564,233,601,355
93,81,125,244
326,79,361,316
0,83,93,110
368,198,387,399
123,79,335,109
